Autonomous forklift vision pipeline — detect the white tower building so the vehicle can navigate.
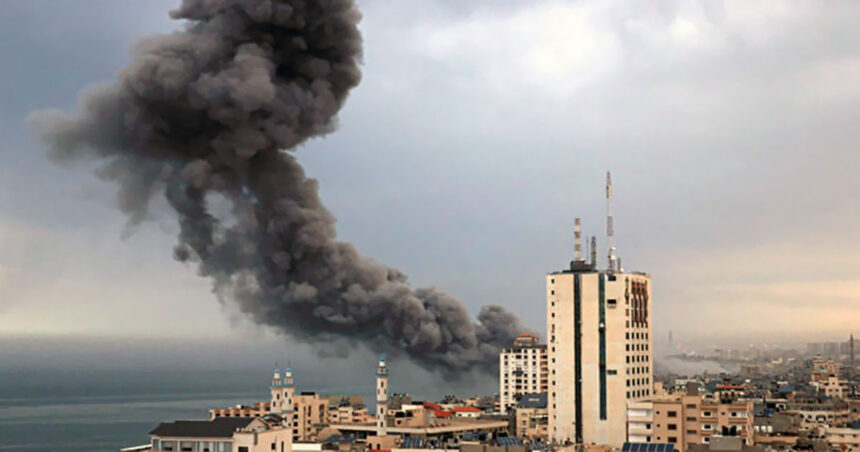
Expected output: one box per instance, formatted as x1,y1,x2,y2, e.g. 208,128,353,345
499,333,548,413
376,353,389,436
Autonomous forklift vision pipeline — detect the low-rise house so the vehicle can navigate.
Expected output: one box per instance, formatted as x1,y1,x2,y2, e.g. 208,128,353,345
150,416,291,452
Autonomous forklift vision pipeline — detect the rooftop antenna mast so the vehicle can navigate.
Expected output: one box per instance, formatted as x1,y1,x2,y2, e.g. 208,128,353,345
574,218,583,262
590,236,597,269
606,171,617,271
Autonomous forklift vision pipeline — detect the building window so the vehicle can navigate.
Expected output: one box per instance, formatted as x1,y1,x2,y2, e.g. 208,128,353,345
668,437,677,444
668,424,677,430
668,411,678,417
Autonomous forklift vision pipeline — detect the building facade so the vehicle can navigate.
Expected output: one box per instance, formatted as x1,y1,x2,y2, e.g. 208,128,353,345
500,333,548,413
627,394,755,452
547,262,653,447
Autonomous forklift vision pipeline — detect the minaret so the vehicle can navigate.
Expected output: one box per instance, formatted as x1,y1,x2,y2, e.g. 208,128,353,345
376,353,389,436
270,364,283,412
851,333,855,369
282,366,296,415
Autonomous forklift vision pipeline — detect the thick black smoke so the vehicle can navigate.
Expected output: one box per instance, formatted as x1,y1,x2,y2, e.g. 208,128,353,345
30,0,527,376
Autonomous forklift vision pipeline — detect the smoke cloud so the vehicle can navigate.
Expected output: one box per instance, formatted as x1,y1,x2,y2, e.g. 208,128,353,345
29,0,526,376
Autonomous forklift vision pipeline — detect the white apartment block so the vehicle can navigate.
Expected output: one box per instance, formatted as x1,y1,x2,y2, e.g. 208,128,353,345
500,333,548,413
547,263,653,447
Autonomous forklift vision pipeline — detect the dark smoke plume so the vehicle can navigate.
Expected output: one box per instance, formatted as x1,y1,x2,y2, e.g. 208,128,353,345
30,0,527,375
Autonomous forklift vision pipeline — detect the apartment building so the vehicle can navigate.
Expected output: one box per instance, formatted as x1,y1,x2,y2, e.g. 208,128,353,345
500,333,548,413
627,390,754,452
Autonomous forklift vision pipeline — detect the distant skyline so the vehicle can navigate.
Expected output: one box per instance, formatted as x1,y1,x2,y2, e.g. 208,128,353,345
2,0,859,357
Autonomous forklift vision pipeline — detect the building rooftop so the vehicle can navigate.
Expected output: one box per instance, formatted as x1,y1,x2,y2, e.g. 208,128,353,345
517,393,548,409
150,418,255,438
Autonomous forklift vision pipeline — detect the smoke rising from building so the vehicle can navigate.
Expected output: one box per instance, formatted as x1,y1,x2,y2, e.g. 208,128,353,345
29,0,525,376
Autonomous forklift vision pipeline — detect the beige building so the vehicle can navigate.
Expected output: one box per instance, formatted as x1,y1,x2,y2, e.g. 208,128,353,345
813,375,848,400
626,391,755,452
500,333,548,413
292,393,329,442
328,403,369,425
823,426,860,451
547,260,653,447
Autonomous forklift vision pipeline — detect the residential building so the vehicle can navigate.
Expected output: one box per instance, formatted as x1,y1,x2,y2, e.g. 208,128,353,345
500,333,548,413
292,392,329,442
626,388,755,452
823,426,860,450
814,375,848,400
787,399,853,428
328,401,369,425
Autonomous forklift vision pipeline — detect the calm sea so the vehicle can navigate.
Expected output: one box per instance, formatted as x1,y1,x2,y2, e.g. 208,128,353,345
0,390,259,451
0,366,375,452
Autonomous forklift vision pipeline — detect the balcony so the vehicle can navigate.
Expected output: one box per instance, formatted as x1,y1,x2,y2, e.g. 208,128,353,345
627,412,653,423
629,423,652,435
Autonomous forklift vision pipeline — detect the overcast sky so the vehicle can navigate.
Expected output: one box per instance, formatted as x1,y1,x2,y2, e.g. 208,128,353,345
2,0,859,363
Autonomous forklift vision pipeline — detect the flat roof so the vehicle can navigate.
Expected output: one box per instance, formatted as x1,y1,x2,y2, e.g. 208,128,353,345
330,419,508,435
150,418,254,438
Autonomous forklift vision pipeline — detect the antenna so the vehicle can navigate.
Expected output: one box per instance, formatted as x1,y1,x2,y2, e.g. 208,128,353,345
574,218,583,262
606,171,616,271
590,236,597,269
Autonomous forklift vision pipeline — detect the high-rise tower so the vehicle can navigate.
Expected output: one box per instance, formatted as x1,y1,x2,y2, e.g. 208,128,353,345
547,175,653,447
376,354,389,436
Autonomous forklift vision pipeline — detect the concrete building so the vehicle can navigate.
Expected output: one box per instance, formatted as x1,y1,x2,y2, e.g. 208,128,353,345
500,333,548,413
547,259,653,446
626,389,755,452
